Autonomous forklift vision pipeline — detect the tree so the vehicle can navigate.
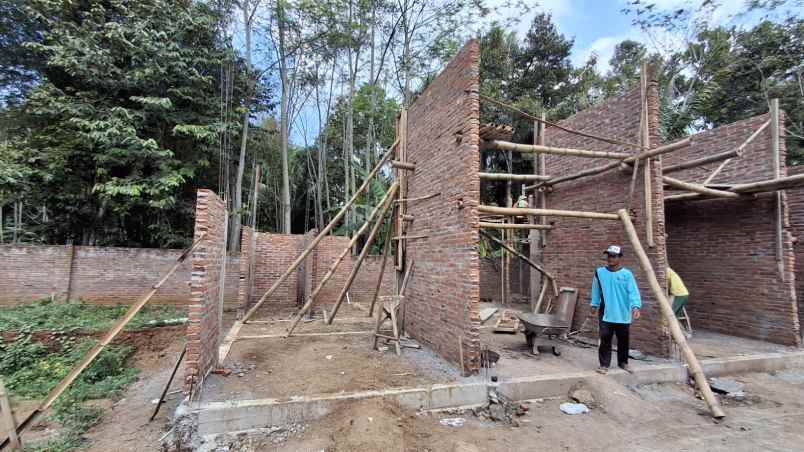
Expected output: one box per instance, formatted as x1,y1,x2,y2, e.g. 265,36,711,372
603,40,647,96
0,0,261,247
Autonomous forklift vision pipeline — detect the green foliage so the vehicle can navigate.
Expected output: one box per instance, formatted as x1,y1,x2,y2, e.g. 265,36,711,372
0,299,186,332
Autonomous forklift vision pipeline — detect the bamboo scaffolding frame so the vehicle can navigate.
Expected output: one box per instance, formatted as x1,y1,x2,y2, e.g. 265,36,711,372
663,175,739,198
240,142,397,324
771,99,783,277
369,206,396,317
479,172,551,182
618,209,725,419
703,120,770,185
391,160,416,171
478,205,620,220
664,173,804,201
484,140,630,159
396,193,440,204
329,191,399,324
479,222,552,230
663,148,742,174
1,233,207,448
641,64,654,247
480,229,558,295
285,183,400,336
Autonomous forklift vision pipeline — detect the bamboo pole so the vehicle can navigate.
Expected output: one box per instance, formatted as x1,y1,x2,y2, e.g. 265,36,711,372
392,160,416,171
480,222,552,230
329,188,399,324
641,64,655,248
287,183,399,336
485,140,630,159
663,148,742,174
241,142,397,323
664,174,804,202
2,233,207,446
480,230,558,293
478,205,619,221
397,109,408,273
396,193,439,204
0,380,21,452
533,278,548,313
479,172,551,182
369,206,395,317
771,99,783,277
663,176,739,198
618,209,725,419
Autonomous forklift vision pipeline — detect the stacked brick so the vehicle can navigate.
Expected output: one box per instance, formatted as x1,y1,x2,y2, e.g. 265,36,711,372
0,244,239,306
402,40,482,373
542,74,672,356
664,113,800,345
185,189,228,393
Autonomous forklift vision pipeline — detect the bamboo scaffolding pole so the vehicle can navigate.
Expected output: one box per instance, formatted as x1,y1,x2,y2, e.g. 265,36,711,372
478,205,620,220
286,183,400,336
663,175,739,198
396,193,439,204
0,380,21,452
392,160,416,171
664,174,804,202
329,191,398,324
1,232,207,448
641,64,655,247
771,99,783,277
241,142,397,323
480,222,552,230
396,109,408,273
485,140,630,159
369,206,395,317
703,120,771,185
532,138,692,189
618,209,725,419
479,172,551,182
663,148,742,174
627,66,647,210
480,229,558,295
479,94,643,149
391,234,428,240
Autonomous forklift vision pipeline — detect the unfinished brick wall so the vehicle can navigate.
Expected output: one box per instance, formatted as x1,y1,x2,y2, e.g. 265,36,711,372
236,230,394,316
542,78,671,356
402,40,481,372
664,113,799,346
480,256,530,303
788,164,804,335
0,244,238,306
185,189,228,393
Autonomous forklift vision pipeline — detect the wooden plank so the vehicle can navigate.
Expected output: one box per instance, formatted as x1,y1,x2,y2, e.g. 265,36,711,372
0,380,21,451
241,142,397,323
618,209,725,419
478,205,619,220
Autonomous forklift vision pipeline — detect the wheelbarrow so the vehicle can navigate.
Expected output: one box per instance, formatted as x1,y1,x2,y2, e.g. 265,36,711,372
516,313,570,356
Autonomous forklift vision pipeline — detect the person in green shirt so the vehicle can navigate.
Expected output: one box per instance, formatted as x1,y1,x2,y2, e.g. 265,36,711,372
667,267,689,317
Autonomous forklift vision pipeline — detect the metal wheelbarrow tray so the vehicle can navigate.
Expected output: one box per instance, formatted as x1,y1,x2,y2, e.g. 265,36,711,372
516,312,570,356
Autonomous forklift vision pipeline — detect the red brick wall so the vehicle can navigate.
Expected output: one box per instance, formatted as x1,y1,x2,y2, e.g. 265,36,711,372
185,189,228,393
542,76,671,356
402,40,482,373
788,165,804,335
237,230,394,316
480,256,530,303
0,244,239,307
664,113,799,346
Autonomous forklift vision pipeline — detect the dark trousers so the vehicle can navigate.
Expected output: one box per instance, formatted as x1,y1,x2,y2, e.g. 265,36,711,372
599,320,630,367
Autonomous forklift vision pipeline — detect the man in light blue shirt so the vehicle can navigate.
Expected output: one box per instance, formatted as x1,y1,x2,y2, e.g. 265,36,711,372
590,245,642,374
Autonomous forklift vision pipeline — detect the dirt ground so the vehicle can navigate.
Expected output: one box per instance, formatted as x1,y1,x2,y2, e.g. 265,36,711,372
205,371,804,452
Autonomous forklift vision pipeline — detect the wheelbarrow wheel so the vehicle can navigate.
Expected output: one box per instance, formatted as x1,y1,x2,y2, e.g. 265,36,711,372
552,346,561,356
525,332,534,349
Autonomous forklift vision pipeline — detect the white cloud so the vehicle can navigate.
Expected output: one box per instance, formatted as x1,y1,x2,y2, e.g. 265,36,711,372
572,31,643,74
482,0,575,39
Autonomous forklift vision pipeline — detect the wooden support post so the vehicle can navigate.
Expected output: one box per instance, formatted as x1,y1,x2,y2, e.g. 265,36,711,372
241,142,397,323
245,165,261,309
329,188,399,324
484,140,630,159
478,205,620,221
396,109,408,274
149,346,186,422
369,206,395,317
391,160,416,171
641,63,654,247
396,193,439,204
618,209,725,419
286,183,399,336
2,233,207,446
537,113,547,246
771,98,783,277
0,380,21,452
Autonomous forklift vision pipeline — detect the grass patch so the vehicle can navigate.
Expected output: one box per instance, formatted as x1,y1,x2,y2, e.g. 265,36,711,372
0,298,186,332
1,334,139,451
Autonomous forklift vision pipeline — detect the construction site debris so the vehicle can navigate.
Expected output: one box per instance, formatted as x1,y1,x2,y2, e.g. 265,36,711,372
709,378,745,395
479,307,498,323
569,387,596,407
470,390,528,425
439,417,466,427
559,402,590,415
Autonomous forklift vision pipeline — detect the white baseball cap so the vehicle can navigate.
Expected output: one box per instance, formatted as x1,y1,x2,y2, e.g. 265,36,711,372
604,245,623,257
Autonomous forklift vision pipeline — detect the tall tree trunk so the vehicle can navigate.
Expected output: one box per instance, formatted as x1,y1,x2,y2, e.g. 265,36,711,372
278,3,292,234
366,4,377,177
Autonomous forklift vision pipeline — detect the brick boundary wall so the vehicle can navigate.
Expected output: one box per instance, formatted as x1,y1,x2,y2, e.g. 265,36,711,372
402,40,482,373
185,189,228,393
542,73,672,357
236,230,394,315
664,113,799,346
0,244,238,307
787,164,804,337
